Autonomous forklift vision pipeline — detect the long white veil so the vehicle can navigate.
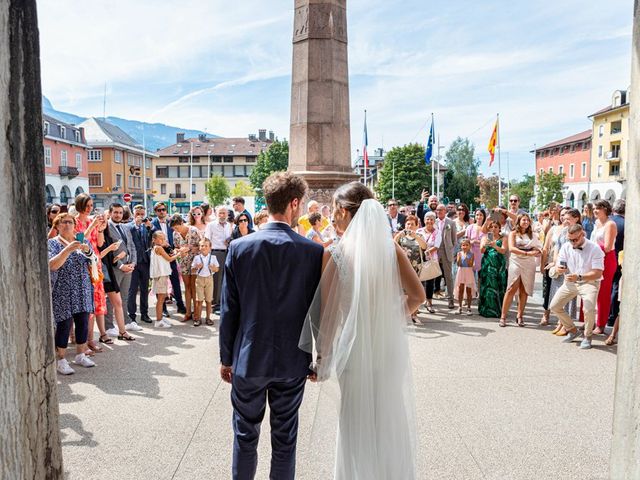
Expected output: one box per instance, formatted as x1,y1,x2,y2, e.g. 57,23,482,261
300,198,416,479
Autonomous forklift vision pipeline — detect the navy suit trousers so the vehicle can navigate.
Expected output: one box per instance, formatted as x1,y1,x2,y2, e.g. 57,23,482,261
231,376,306,480
128,261,150,319
169,260,184,309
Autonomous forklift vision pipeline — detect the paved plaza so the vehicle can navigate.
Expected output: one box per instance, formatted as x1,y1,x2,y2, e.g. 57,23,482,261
58,284,616,480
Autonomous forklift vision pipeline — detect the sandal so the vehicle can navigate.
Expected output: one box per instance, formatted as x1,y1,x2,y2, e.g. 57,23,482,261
87,341,103,353
517,317,525,327
605,335,616,346
499,318,507,328
99,334,114,345
555,327,568,336
551,324,562,334
193,319,202,327
427,304,435,314
117,332,136,341
539,311,549,327
181,314,192,323
205,319,214,326
83,349,96,357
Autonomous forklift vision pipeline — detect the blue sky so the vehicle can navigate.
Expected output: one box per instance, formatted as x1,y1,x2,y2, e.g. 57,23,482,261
38,0,633,181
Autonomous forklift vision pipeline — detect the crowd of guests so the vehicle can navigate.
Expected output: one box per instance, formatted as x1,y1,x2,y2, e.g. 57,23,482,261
46,188,624,375
390,193,625,350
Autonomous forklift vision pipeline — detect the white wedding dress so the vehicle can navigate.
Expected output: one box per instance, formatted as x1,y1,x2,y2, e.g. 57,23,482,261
300,199,416,480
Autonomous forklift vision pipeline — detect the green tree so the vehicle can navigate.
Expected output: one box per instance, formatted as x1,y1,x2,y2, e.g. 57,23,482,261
205,174,231,206
231,180,254,197
475,175,500,209
510,174,536,211
249,139,289,203
536,171,565,209
443,137,479,206
375,143,432,204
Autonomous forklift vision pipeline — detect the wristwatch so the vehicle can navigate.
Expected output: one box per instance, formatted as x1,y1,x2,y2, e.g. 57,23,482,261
578,274,583,282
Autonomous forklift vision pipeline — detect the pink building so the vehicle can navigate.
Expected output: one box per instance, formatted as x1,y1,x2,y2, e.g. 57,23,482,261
43,114,89,205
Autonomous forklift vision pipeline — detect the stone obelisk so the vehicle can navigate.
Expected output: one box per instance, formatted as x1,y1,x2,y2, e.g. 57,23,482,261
289,0,359,203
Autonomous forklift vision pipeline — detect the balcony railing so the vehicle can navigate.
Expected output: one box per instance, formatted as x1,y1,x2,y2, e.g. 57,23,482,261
59,166,79,177
606,151,621,161
169,193,186,199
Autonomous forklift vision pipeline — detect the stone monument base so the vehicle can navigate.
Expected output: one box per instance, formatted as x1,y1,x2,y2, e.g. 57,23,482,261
294,170,361,205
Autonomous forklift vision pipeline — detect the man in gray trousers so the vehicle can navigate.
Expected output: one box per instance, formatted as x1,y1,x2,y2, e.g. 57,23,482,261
105,203,139,335
435,203,457,309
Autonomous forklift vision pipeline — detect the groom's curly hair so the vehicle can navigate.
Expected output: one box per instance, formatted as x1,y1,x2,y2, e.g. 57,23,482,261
263,172,308,215
333,182,374,218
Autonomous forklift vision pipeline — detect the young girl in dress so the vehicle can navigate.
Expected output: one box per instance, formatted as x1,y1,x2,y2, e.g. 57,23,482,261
455,238,476,315
150,231,187,328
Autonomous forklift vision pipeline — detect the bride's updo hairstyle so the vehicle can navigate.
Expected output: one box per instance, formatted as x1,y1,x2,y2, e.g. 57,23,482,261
333,182,374,219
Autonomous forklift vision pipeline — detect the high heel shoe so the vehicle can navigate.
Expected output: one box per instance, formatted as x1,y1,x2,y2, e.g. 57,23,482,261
539,311,550,327
605,335,616,346
517,317,525,327
499,317,507,328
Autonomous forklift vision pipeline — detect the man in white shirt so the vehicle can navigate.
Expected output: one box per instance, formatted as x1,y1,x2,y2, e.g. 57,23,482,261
550,224,605,349
204,206,233,311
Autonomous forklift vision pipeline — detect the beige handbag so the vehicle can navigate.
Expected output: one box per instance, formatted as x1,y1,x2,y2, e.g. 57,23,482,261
419,253,442,281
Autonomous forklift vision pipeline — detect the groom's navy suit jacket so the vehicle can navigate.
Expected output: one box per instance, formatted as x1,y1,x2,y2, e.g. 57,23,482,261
219,222,324,378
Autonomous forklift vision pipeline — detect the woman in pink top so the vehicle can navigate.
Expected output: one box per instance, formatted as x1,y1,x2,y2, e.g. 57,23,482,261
590,199,618,334
466,209,486,279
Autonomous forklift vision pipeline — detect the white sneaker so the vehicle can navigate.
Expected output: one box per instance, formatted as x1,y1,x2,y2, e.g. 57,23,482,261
162,319,172,328
125,321,143,331
73,353,96,368
57,358,75,375
105,327,119,337
155,320,172,328
466,308,473,316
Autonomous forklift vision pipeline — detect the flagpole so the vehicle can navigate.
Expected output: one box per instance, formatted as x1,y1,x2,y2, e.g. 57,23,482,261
431,113,435,195
497,113,502,206
142,124,148,212
189,138,193,210
437,134,441,199
363,109,367,186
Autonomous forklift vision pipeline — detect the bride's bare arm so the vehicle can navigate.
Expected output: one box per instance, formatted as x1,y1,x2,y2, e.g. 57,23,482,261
394,243,426,314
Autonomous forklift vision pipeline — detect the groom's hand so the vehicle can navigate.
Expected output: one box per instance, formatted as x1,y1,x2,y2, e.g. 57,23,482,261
307,372,317,383
220,365,233,384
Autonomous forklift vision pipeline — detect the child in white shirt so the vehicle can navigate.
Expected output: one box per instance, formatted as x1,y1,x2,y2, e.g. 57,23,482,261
191,238,220,326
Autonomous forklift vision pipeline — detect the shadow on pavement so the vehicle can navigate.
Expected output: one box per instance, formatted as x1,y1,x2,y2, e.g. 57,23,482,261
59,413,98,448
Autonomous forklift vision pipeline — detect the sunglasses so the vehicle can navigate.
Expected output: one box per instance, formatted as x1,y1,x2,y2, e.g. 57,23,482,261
59,220,74,225
156,208,166,212
238,219,248,223
193,212,202,216
388,203,398,207
50,210,60,214
509,199,518,203
457,209,465,212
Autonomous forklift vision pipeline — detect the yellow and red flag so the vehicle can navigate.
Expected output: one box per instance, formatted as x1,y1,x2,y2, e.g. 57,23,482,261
488,120,498,166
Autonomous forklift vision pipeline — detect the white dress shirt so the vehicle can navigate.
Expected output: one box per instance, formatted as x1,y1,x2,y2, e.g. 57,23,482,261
204,221,232,250
556,238,605,277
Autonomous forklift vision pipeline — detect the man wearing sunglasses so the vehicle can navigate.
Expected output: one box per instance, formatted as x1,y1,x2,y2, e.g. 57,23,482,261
151,202,187,315
550,224,604,350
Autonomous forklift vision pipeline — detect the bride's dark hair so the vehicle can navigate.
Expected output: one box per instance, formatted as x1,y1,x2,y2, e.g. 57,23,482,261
333,182,375,218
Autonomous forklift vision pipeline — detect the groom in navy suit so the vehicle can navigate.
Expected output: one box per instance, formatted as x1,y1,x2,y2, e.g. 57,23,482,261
220,172,323,480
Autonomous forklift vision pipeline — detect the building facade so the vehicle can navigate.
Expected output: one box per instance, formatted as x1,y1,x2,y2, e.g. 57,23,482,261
78,117,157,209
534,129,592,208
588,89,630,203
43,114,89,205
153,130,274,213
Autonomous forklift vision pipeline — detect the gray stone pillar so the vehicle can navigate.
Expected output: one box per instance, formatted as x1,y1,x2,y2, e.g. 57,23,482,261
0,1,64,479
610,1,640,477
289,0,359,204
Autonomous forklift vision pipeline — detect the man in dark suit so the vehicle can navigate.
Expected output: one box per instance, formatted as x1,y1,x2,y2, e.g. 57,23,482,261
220,172,323,480
232,196,253,229
128,205,153,324
608,199,625,326
150,202,186,314
387,198,406,233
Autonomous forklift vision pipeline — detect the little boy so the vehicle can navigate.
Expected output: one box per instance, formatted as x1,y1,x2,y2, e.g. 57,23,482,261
191,238,220,326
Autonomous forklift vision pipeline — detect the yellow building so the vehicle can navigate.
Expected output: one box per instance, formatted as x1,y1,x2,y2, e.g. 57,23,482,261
588,89,630,202
153,131,274,212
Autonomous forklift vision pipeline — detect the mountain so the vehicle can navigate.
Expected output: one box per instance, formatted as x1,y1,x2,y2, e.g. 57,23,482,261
41,96,216,151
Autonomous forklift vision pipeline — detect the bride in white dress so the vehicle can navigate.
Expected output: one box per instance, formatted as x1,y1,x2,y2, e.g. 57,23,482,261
300,182,425,479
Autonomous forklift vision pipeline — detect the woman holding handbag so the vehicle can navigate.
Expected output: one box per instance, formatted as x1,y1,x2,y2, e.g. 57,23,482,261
394,215,427,324
418,211,442,314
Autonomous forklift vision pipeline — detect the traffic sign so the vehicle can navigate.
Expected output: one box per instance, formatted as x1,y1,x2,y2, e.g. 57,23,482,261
123,193,132,202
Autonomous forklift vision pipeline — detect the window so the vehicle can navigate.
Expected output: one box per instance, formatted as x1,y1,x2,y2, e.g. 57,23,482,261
145,158,151,169
223,165,234,177
88,149,102,161
548,167,553,173
246,156,256,163
146,177,151,190
599,124,604,137
59,125,66,139
581,163,587,177
44,146,52,167
598,145,603,157
539,168,544,176
60,150,68,167
610,143,621,159
88,173,103,187
234,165,246,177
43,121,50,136
611,121,622,134
597,165,603,178
168,166,179,178
570,144,576,153
74,130,80,143
192,183,196,194
76,153,82,171
609,163,620,176
212,156,222,163
246,165,254,176
115,173,122,188
156,166,168,178
558,165,564,175
127,153,142,167
179,166,189,178
128,175,141,188
115,150,122,163
223,156,233,163
569,164,574,179
175,184,182,195
160,183,166,195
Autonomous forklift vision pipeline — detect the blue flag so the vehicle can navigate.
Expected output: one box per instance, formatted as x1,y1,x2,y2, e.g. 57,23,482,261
425,118,434,166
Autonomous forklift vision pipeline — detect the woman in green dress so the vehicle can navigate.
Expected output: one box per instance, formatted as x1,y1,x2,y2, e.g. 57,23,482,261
478,220,508,318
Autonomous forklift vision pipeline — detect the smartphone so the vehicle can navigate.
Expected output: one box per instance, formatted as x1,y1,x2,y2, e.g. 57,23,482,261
114,240,123,248
560,260,567,268
75,232,84,243
487,232,494,242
